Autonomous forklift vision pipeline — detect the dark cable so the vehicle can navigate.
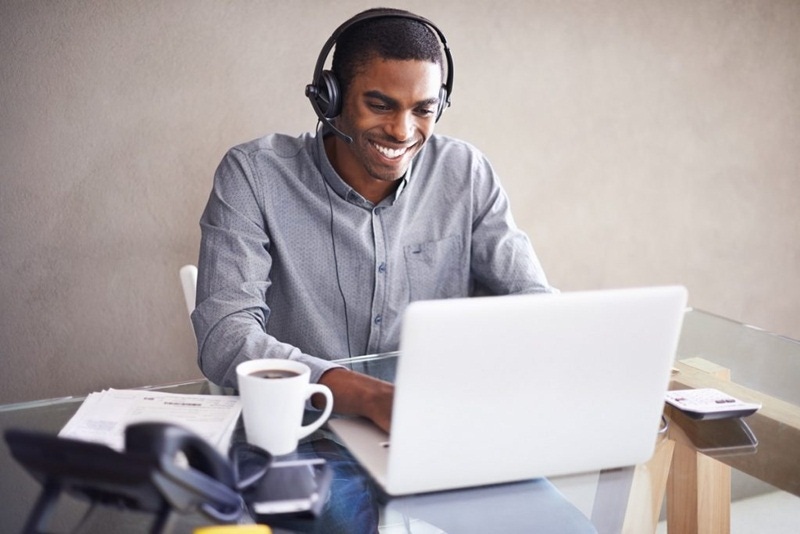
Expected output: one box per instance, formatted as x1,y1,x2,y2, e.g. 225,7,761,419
320,158,353,358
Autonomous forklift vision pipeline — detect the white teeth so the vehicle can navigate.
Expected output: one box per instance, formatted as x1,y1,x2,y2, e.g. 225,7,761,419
373,143,408,159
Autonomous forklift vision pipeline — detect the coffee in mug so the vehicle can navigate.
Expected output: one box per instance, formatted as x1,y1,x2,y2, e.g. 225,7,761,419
249,369,301,380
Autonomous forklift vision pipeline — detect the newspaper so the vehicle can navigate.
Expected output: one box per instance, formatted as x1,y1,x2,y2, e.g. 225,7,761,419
58,388,241,454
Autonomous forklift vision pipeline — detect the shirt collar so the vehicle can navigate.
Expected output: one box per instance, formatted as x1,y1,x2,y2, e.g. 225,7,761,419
315,130,411,208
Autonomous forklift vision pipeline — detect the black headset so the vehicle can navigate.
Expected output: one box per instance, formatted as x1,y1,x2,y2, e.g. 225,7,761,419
304,8,455,144
125,423,250,523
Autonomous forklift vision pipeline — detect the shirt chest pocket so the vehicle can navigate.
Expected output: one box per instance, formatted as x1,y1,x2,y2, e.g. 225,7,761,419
403,235,468,301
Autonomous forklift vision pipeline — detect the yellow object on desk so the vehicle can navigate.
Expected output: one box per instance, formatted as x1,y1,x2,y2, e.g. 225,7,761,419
194,525,272,534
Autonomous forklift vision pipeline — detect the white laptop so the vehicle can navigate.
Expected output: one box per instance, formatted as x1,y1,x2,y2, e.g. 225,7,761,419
329,286,688,496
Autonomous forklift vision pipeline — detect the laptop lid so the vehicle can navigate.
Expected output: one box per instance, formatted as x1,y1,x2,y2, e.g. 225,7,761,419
330,286,687,496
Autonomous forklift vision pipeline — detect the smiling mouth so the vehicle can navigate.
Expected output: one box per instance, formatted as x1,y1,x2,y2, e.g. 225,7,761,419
372,141,412,160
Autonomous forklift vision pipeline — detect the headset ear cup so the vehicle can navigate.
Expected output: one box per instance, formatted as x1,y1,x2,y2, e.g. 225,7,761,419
436,86,448,122
318,70,341,118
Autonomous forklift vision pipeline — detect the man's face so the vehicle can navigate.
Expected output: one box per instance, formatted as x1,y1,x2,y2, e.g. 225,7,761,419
333,57,442,185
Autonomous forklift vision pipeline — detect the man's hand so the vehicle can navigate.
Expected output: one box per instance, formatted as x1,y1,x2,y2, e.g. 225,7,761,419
314,367,394,433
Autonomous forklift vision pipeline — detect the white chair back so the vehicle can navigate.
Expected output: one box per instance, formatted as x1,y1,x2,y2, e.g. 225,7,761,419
179,264,198,316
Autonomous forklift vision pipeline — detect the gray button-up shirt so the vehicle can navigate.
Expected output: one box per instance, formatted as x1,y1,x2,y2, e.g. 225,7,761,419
193,131,555,388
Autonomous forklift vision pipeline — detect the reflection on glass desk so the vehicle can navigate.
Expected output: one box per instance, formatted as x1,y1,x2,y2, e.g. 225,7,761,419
1,309,800,533
665,310,800,532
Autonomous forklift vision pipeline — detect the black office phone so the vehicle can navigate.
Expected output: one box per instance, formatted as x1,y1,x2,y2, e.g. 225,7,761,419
5,423,271,533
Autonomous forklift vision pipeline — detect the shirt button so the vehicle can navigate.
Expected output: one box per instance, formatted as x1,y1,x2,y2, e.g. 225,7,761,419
378,262,386,274
374,315,383,325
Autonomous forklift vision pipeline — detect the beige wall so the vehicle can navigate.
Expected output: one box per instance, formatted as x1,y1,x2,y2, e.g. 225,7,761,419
1,0,798,404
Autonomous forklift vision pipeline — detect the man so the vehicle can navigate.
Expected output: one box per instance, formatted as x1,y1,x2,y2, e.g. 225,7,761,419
193,9,555,434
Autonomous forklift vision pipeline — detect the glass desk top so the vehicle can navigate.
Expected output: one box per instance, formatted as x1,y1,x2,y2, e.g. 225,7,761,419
1,309,799,533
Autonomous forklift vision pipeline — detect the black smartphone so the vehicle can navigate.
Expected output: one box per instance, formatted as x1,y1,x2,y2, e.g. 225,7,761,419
246,458,333,518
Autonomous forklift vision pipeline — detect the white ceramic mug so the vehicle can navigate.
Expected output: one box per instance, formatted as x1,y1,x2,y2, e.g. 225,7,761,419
236,359,333,456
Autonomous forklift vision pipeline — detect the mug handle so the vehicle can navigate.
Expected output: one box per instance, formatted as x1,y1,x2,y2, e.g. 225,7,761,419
298,384,334,439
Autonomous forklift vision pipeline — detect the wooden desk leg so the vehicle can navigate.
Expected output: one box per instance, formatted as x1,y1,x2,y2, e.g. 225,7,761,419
666,440,731,533
621,438,675,533
666,358,732,534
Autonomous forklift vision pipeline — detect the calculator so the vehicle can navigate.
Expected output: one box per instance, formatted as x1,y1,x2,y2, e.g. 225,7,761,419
665,388,761,420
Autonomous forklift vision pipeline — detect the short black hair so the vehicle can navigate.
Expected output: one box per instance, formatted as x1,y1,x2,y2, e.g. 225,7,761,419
331,9,444,99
